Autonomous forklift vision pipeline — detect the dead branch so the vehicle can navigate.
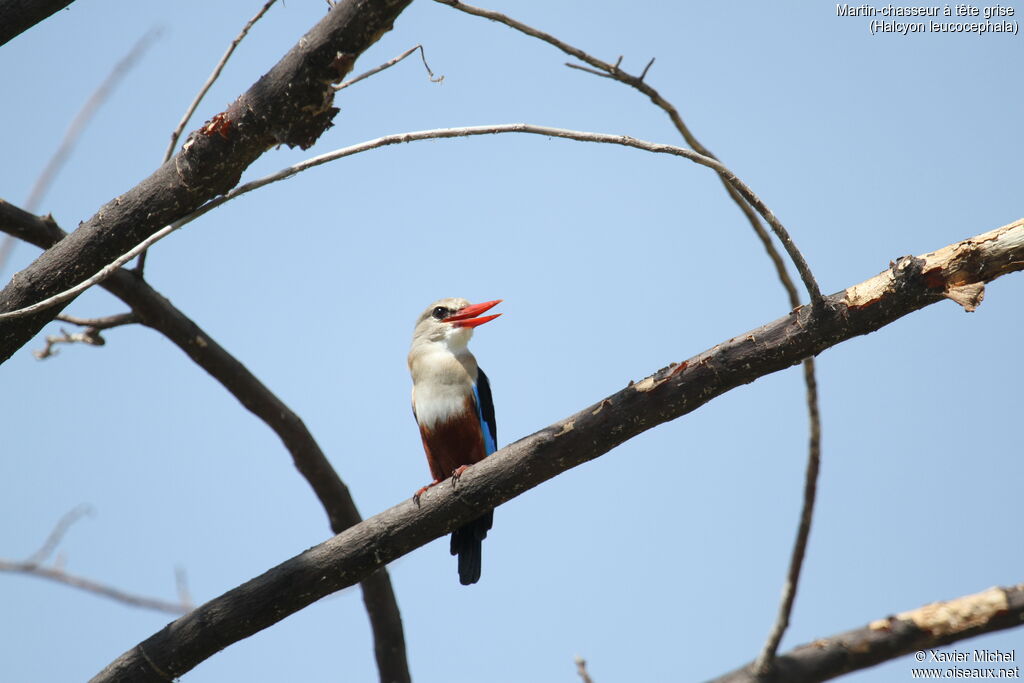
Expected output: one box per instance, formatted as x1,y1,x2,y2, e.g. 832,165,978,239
89,218,1024,683
34,312,137,359
335,43,443,90
575,656,595,683
0,559,190,615
709,585,1024,683
0,505,189,615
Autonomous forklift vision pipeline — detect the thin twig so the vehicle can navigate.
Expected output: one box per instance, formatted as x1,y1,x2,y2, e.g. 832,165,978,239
431,4,826,668
575,656,595,683
638,57,655,81
34,312,138,359
175,566,194,610
25,505,94,565
564,62,616,80
0,236,15,275
1,505,189,615
162,0,278,164
55,312,138,328
334,44,443,91
0,124,816,321
0,559,189,615
26,30,160,213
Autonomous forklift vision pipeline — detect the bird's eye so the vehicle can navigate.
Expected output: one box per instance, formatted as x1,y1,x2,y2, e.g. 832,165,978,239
432,306,449,320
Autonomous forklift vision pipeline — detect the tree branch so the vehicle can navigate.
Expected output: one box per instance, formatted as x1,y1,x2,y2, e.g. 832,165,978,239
0,0,415,362
0,504,190,615
709,584,1024,683
34,312,138,359
0,559,191,615
90,218,1024,683
0,123,813,323
0,0,78,47
334,43,443,91
0,199,409,683
432,0,821,308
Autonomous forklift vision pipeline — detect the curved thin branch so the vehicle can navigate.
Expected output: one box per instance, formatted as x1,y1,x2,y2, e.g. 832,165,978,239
90,218,1024,683
0,200,410,683
0,124,815,322
433,0,820,308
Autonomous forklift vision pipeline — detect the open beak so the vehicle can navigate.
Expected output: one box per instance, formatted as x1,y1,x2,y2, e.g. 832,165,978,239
445,299,503,328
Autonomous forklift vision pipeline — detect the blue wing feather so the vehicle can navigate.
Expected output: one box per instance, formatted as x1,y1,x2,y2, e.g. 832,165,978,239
473,367,497,455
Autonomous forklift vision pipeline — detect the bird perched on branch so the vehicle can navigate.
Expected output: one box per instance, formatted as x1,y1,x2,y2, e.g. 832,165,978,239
408,298,501,585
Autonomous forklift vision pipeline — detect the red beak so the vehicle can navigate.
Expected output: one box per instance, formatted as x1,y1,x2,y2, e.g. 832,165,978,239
445,299,503,328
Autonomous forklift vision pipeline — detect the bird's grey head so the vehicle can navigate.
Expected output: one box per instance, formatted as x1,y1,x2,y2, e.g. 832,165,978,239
410,298,502,352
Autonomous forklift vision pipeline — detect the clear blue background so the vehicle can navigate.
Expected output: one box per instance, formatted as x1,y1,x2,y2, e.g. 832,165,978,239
1,2,1022,681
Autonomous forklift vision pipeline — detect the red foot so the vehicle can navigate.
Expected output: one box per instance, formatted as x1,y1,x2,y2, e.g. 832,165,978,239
450,465,470,486
413,479,442,506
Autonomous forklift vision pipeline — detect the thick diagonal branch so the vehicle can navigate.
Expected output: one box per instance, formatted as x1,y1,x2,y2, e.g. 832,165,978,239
0,199,409,683
91,219,1024,682
0,0,414,362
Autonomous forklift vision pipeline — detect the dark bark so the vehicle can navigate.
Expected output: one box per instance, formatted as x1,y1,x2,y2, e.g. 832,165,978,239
0,0,413,363
0,199,410,683
88,220,1024,682
709,585,1024,682
0,0,76,46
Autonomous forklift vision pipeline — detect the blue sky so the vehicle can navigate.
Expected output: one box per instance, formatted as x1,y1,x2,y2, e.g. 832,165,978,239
1,2,1022,681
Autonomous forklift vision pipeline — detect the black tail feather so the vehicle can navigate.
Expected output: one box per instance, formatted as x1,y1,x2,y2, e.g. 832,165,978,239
450,511,493,585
